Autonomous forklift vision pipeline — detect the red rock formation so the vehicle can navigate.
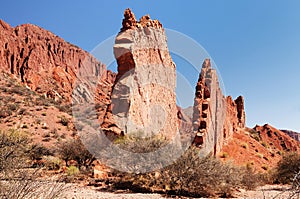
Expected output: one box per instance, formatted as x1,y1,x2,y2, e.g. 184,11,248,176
192,59,246,156
255,124,300,151
102,9,178,138
0,19,115,123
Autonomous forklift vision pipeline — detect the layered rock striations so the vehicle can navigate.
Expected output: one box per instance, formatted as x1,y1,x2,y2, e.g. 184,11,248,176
192,59,245,156
0,19,115,123
101,9,178,138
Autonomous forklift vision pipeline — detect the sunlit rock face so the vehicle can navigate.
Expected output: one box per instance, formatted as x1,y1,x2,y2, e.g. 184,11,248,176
101,9,178,138
192,59,245,156
0,19,115,124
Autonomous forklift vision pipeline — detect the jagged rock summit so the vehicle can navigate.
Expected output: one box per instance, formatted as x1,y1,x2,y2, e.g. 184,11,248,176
102,9,178,138
192,59,246,156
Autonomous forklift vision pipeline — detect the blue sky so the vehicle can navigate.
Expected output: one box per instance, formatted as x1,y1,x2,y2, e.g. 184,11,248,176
1,1,300,131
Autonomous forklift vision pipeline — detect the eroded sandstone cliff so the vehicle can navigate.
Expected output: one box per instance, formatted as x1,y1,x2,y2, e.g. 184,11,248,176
192,59,245,156
101,9,178,138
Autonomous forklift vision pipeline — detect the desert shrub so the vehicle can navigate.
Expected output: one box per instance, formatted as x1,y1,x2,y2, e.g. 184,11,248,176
60,116,69,126
0,129,29,171
248,128,261,142
42,137,51,142
44,156,62,170
241,142,248,149
66,165,80,176
274,152,300,184
7,103,19,111
220,152,229,158
57,138,95,169
288,171,300,198
114,132,168,153
113,146,261,198
57,104,72,115
261,141,269,148
0,109,12,118
241,164,265,190
261,164,269,171
256,153,263,158
0,129,68,198
29,144,52,160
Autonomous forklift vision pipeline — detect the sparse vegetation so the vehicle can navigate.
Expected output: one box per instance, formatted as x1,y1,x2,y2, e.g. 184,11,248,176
261,141,269,148
274,152,300,184
57,138,95,169
241,142,249,149
111,145,263,198
0,129,68,198
67,165,80,176
220,152,229,158
60,116,69,126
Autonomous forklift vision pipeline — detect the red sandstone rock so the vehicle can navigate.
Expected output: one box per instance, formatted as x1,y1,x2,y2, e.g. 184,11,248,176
254,124,300,151
102,9,178,138
192,59,246,156
0,19,115,124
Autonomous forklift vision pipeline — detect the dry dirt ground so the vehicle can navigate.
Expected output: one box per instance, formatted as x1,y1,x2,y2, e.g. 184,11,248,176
61,184,297,199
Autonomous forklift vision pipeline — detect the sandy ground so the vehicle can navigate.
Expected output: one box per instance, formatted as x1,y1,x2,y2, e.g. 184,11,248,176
61,184,298,199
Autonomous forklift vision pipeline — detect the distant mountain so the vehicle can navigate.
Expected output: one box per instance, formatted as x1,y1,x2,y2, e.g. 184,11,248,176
281,130,300,142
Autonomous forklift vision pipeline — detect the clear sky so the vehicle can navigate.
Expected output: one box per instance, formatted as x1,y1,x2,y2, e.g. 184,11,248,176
1,0,300,131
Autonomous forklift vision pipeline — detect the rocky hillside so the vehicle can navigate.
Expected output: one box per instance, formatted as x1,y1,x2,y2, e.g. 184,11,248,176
0,19,115,124
221,124,300,172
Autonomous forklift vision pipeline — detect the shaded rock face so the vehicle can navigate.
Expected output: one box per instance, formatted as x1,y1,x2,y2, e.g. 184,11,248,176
192,59,245,156
102,9,178,138
0,20,115,123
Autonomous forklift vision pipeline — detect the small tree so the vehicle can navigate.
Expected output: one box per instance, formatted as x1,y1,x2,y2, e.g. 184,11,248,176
57,138,95,169
274,152,300,184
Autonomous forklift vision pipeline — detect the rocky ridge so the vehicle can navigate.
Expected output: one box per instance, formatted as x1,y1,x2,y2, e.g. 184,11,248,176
0,19,115,124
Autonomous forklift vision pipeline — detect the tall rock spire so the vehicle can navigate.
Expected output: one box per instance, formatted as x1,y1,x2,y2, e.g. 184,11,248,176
192,59,245,156
102,9,178,138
